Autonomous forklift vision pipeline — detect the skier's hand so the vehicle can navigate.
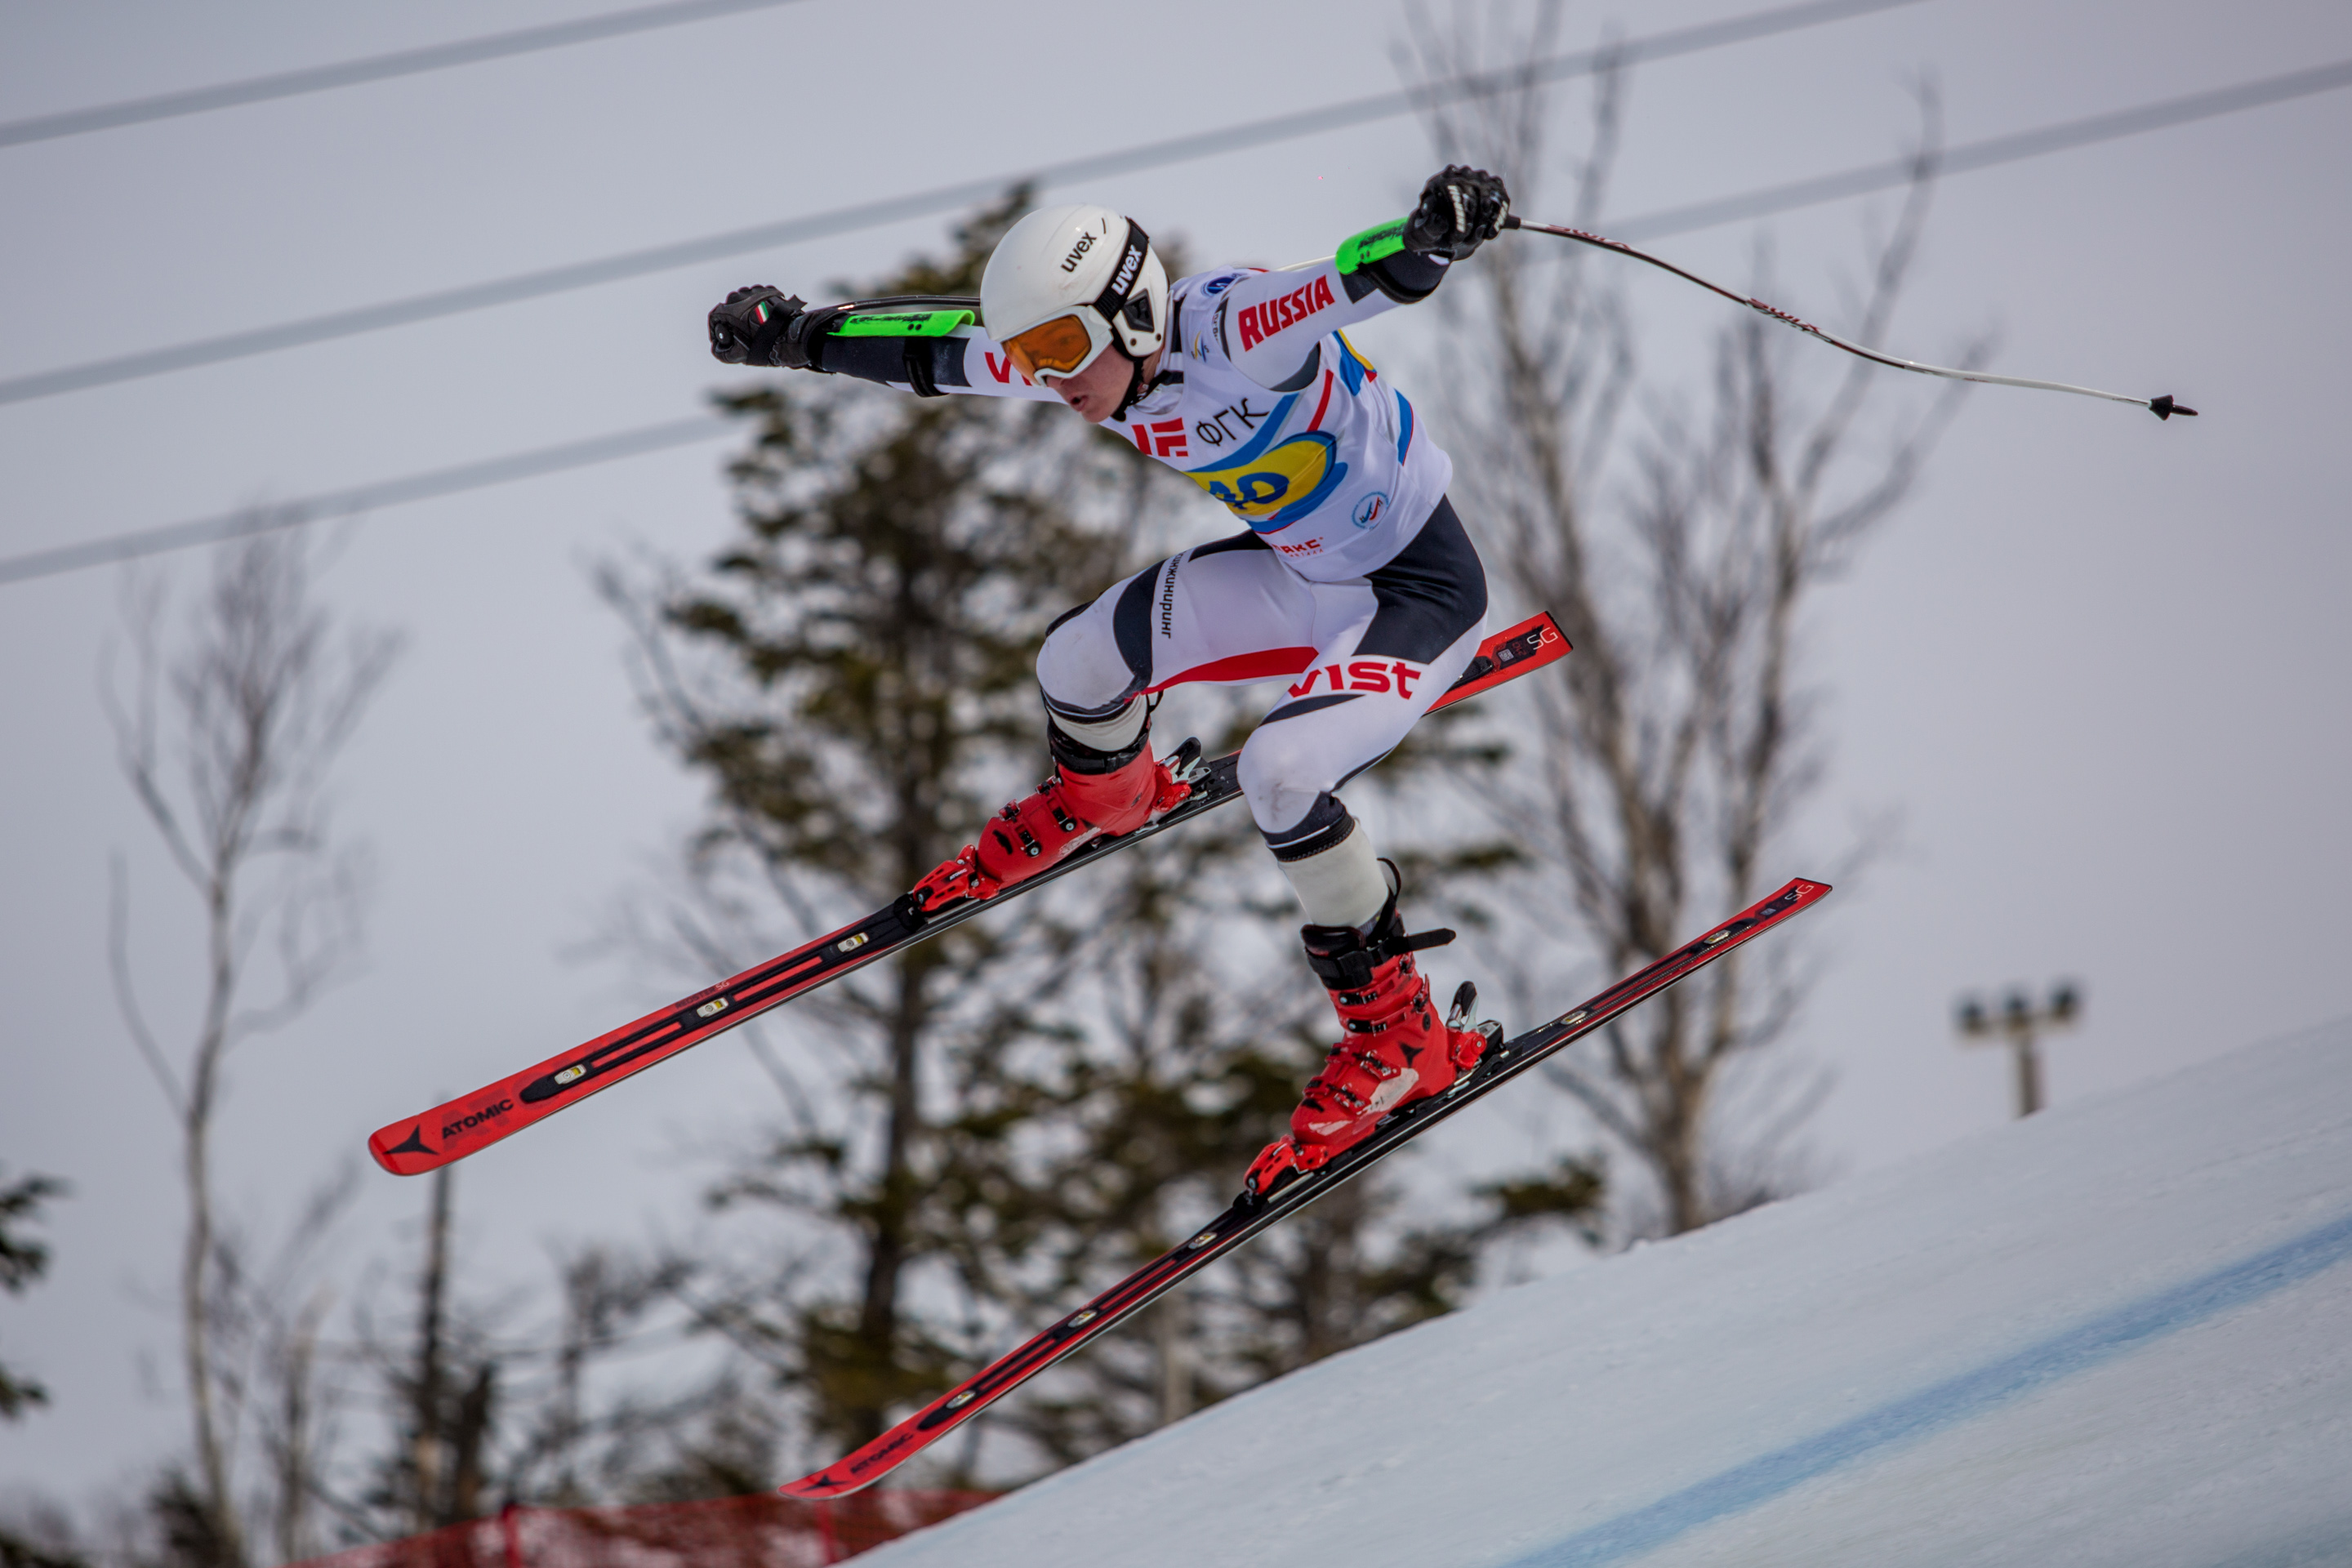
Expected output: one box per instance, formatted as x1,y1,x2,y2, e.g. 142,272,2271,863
708,285,807,367
1405,166,1510,262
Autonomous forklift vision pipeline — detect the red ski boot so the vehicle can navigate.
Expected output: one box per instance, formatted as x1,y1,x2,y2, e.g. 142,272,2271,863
910,738,1192,912
1245,884,1491,1198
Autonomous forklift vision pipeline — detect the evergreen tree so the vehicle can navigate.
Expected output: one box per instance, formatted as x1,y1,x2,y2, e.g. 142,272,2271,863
0,1166,62,1422
616,192,1134,1463
621,194,1604,1482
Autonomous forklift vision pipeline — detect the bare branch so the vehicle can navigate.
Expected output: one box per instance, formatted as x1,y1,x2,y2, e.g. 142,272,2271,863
108,851,186,1117
1405,4,1967,1236
104,523,399,1561
103,573,211,893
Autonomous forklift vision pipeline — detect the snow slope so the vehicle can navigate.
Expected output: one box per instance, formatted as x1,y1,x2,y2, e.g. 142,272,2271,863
866,1018,2352,1567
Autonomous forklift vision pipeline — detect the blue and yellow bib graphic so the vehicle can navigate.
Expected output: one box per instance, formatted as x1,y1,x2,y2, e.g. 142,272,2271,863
1182,392,1349,531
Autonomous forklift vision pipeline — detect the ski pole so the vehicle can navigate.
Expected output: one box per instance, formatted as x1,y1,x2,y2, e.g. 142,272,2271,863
1502,214,2197,421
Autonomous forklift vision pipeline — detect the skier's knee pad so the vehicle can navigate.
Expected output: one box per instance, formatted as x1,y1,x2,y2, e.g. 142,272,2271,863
1038,601,1147,768
1037,568,1155,721
1236,721,1341,836
1038,612,1128,711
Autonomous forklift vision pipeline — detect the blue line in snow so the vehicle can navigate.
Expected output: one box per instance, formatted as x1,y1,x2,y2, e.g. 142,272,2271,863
1505,1209,2352,1568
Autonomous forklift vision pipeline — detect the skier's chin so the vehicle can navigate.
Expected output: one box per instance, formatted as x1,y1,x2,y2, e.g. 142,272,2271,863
1056,381,1114,423
1050,349,1152,425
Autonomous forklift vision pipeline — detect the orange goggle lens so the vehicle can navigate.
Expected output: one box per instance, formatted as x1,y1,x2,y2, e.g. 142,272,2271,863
1003,313,1101,380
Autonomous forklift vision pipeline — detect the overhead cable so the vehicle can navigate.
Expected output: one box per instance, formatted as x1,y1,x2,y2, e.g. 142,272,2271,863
0,0,1923,409
0,0,812,150
1619,55,2352,239
0,416,733,586
5,48,2341,588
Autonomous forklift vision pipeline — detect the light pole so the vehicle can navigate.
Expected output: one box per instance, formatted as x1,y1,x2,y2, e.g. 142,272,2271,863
1955,982,2081,1118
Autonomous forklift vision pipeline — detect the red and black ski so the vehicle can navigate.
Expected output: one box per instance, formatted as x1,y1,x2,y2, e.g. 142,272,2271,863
781,874,1831,1498
369,612,1570,1177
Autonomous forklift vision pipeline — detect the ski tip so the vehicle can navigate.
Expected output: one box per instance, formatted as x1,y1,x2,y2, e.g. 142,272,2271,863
778,1472,865,1502
368,1121,439,1177
1748,876,1832,922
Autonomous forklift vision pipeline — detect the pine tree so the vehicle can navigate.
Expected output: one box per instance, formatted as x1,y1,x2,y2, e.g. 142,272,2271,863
619,194,1606,1482
614,192,1136,1462
0,1167,62,1423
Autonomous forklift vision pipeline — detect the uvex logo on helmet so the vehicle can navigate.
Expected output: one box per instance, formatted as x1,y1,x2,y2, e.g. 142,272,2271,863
1107,234,1144,296
1060,232,1097,273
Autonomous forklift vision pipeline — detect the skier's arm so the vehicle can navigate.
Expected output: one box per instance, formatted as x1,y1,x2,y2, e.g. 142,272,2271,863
706,288,1060,402
1216,166,1509,391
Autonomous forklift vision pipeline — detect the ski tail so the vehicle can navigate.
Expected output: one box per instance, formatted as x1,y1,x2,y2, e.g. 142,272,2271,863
368,612,1570,1177
778,874,1829,1499
366,903,911,1177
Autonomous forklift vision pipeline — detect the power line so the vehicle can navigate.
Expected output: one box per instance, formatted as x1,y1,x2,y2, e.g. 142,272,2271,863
0,0,1922,410
1618,55,2352,239
0,0,813,150
7,49,2343,588
0,415,731,586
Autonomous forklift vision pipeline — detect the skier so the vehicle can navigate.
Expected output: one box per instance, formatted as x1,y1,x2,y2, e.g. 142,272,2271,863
706,167,1510,1196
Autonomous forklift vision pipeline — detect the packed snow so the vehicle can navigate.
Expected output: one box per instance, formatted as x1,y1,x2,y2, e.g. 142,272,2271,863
864,1018,2352,1566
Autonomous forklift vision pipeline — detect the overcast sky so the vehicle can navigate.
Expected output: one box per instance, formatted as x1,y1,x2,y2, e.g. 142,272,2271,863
3,0,2348,1508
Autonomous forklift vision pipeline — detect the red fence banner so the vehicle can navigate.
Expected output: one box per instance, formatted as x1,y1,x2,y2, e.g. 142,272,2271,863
293,1492,996,1568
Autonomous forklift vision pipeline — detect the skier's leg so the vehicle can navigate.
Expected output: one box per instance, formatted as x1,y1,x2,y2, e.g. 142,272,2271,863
1235,500,1498,1193
1034,500,1488,939
911,534,1318,910
1239,497,1489,915
1036,531,1327,714
1031,528,1336,783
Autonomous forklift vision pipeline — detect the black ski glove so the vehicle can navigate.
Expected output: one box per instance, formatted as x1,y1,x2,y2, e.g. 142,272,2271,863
1405,166,1511,261
708,286,831,368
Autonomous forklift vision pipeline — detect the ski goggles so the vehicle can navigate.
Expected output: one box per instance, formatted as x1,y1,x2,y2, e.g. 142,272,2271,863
1002,311,1111,383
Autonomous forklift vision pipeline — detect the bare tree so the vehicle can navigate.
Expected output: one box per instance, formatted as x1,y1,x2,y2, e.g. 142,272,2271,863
105,525,399,1563
256,1280,335,1566
494,1244,742,1504
372,1167,501,1535
1404,4,1977,1235
234,1170,359,1567
344,1200,726,1524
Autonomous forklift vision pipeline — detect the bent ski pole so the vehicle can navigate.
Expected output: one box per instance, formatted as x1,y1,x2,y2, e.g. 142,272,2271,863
1503,215,2197,421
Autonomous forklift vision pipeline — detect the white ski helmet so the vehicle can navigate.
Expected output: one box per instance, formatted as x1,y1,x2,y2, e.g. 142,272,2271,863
980,203,1169,387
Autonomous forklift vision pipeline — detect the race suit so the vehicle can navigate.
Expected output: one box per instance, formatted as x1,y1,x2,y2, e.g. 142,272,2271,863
804,247,1487,862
